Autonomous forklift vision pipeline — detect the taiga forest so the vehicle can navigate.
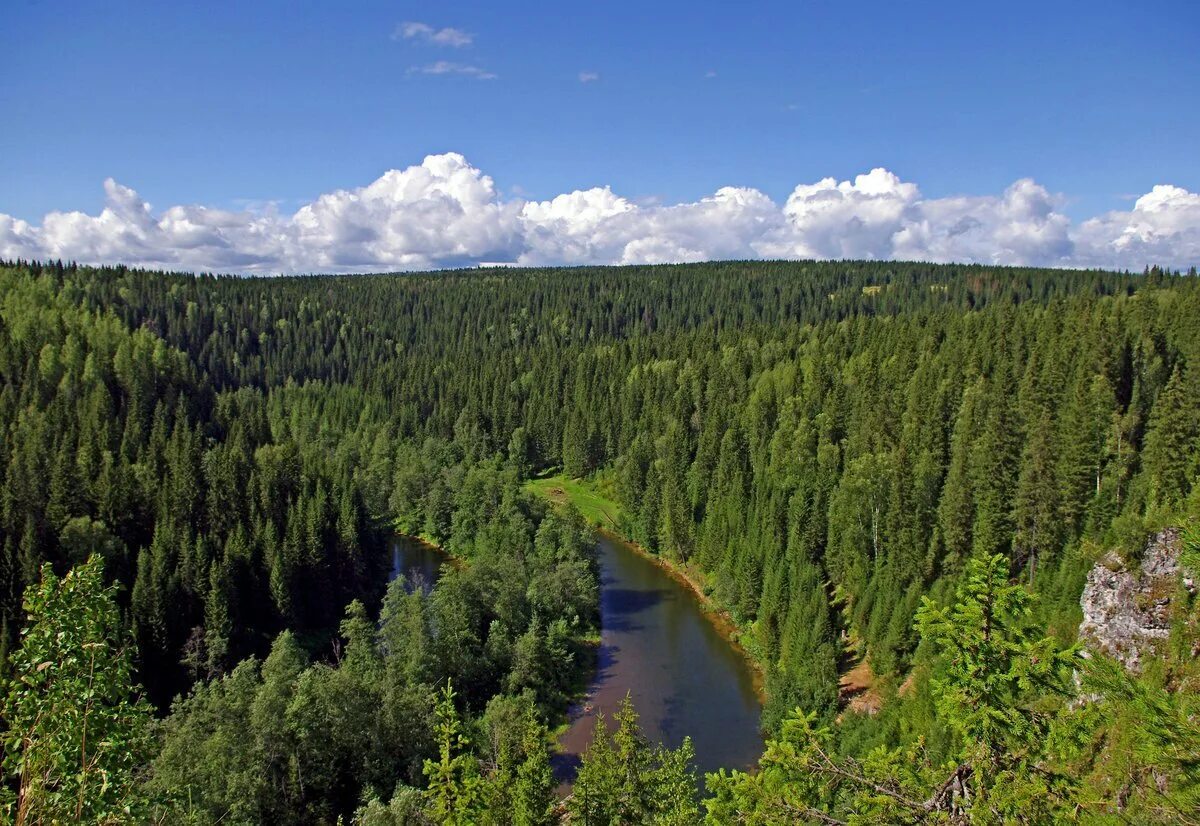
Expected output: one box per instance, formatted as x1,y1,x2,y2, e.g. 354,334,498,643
0,259,1197,823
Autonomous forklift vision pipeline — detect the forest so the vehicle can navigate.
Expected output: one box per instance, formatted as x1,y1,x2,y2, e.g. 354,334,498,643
0,257,1197,824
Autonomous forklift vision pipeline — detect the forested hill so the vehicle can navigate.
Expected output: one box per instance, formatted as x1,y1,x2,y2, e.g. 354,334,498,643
59,260,1144,394
1,258,1197,823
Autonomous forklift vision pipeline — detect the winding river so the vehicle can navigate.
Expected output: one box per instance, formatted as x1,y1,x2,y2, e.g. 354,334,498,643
555,533,763,779
389,531,764,781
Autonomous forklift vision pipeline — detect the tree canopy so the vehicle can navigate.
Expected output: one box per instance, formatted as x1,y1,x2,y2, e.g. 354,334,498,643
0,257,1197,823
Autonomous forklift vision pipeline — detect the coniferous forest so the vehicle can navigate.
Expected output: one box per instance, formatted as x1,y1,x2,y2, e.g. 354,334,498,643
1,258,1198,824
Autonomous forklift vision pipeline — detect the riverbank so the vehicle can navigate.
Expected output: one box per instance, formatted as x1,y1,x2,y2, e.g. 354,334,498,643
526,472,767,701
389,529,448,555
389,531,603,758
527,472,625,530
601,530,766,701
389,531,468,574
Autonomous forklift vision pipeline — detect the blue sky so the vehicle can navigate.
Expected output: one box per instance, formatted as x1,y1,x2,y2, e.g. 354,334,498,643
1,0,1197,272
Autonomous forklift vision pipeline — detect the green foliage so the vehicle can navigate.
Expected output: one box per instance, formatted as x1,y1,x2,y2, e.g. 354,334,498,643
423,681,486,825
1061,655,1200,822
526,474,623,531
1,556,154,824
149,478,596,822
706,553,1081,824
1049,529,1200,823
914,554,1080,819
353,687,560,826
1140,365,1200,511
705,711,945,825
915,554,1076,760
1,259,1198,822
1183,522,1200,575
478,692,556,826
569,694,700,825
353,785,427,826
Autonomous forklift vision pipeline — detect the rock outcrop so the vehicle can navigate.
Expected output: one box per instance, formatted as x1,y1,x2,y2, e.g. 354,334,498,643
1078,528,1194,671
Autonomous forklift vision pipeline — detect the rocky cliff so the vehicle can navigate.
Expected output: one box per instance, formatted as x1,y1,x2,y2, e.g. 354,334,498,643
1078,528,1195,671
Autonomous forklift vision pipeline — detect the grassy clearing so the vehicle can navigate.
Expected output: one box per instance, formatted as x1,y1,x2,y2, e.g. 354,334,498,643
528,469,768,699
526,471,623,530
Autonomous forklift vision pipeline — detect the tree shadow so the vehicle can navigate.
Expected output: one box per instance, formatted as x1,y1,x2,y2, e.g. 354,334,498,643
602,586,668,632
551,750,583,785
552,642,622,785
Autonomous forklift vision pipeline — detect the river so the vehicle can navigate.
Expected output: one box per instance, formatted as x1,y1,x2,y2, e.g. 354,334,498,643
389,535,444,592
555,533,763,780
389,531,764,781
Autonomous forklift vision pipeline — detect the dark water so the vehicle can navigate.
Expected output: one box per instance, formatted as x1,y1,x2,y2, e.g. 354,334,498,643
556,534,763,781
389,535,444,592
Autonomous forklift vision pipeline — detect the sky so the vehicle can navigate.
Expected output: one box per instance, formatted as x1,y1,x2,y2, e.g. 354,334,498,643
1,0,1197,273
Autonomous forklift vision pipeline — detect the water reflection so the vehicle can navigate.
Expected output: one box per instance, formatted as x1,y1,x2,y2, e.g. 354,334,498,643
389,535,444,592
557,534,763,783
388,531,763,785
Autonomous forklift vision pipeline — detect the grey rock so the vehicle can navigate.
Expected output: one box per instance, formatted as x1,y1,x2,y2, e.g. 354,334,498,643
1078,528,1186,672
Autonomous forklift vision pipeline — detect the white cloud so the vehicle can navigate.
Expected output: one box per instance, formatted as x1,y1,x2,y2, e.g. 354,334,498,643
1071,185,1200,270
1,155,520,273
0,215,38,262
394,22,473,48
521,186,781,266
408,61,497,80
578,71,600,83
288,153,520,270
891,179,1073,266
519,187,635,265
761,168,920,259
1,156,1196,273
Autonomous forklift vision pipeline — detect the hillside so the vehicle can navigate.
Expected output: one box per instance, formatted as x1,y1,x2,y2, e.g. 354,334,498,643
0,258,1197,823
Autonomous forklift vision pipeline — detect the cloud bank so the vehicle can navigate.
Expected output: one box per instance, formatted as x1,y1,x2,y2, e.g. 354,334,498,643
2,154,1197,274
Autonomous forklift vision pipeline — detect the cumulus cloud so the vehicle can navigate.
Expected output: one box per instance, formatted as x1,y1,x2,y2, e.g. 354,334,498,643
578,71,600,83
1,155,1196,273
891,180,1073,266
521,186,781,266
288,153,521,270
762,168,920,260
1071,185,1200,270
394,22,473,47
408,61,497,80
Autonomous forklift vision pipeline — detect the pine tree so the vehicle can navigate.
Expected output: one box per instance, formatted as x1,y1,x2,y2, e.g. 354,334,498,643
570,694,698,824
938,377,981,573
252,630,307,821
968,370,1020,560
1140,364,1200,510
1012,409,1061,582
423,681,485,825
915,553,1078,817
707,553,1080,824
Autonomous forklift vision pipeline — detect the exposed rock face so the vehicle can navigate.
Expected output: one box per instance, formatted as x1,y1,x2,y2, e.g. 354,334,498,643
1078,528,1192,671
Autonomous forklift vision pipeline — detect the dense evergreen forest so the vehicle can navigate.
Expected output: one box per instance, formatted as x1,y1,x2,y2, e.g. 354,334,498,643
0,258,1197,823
